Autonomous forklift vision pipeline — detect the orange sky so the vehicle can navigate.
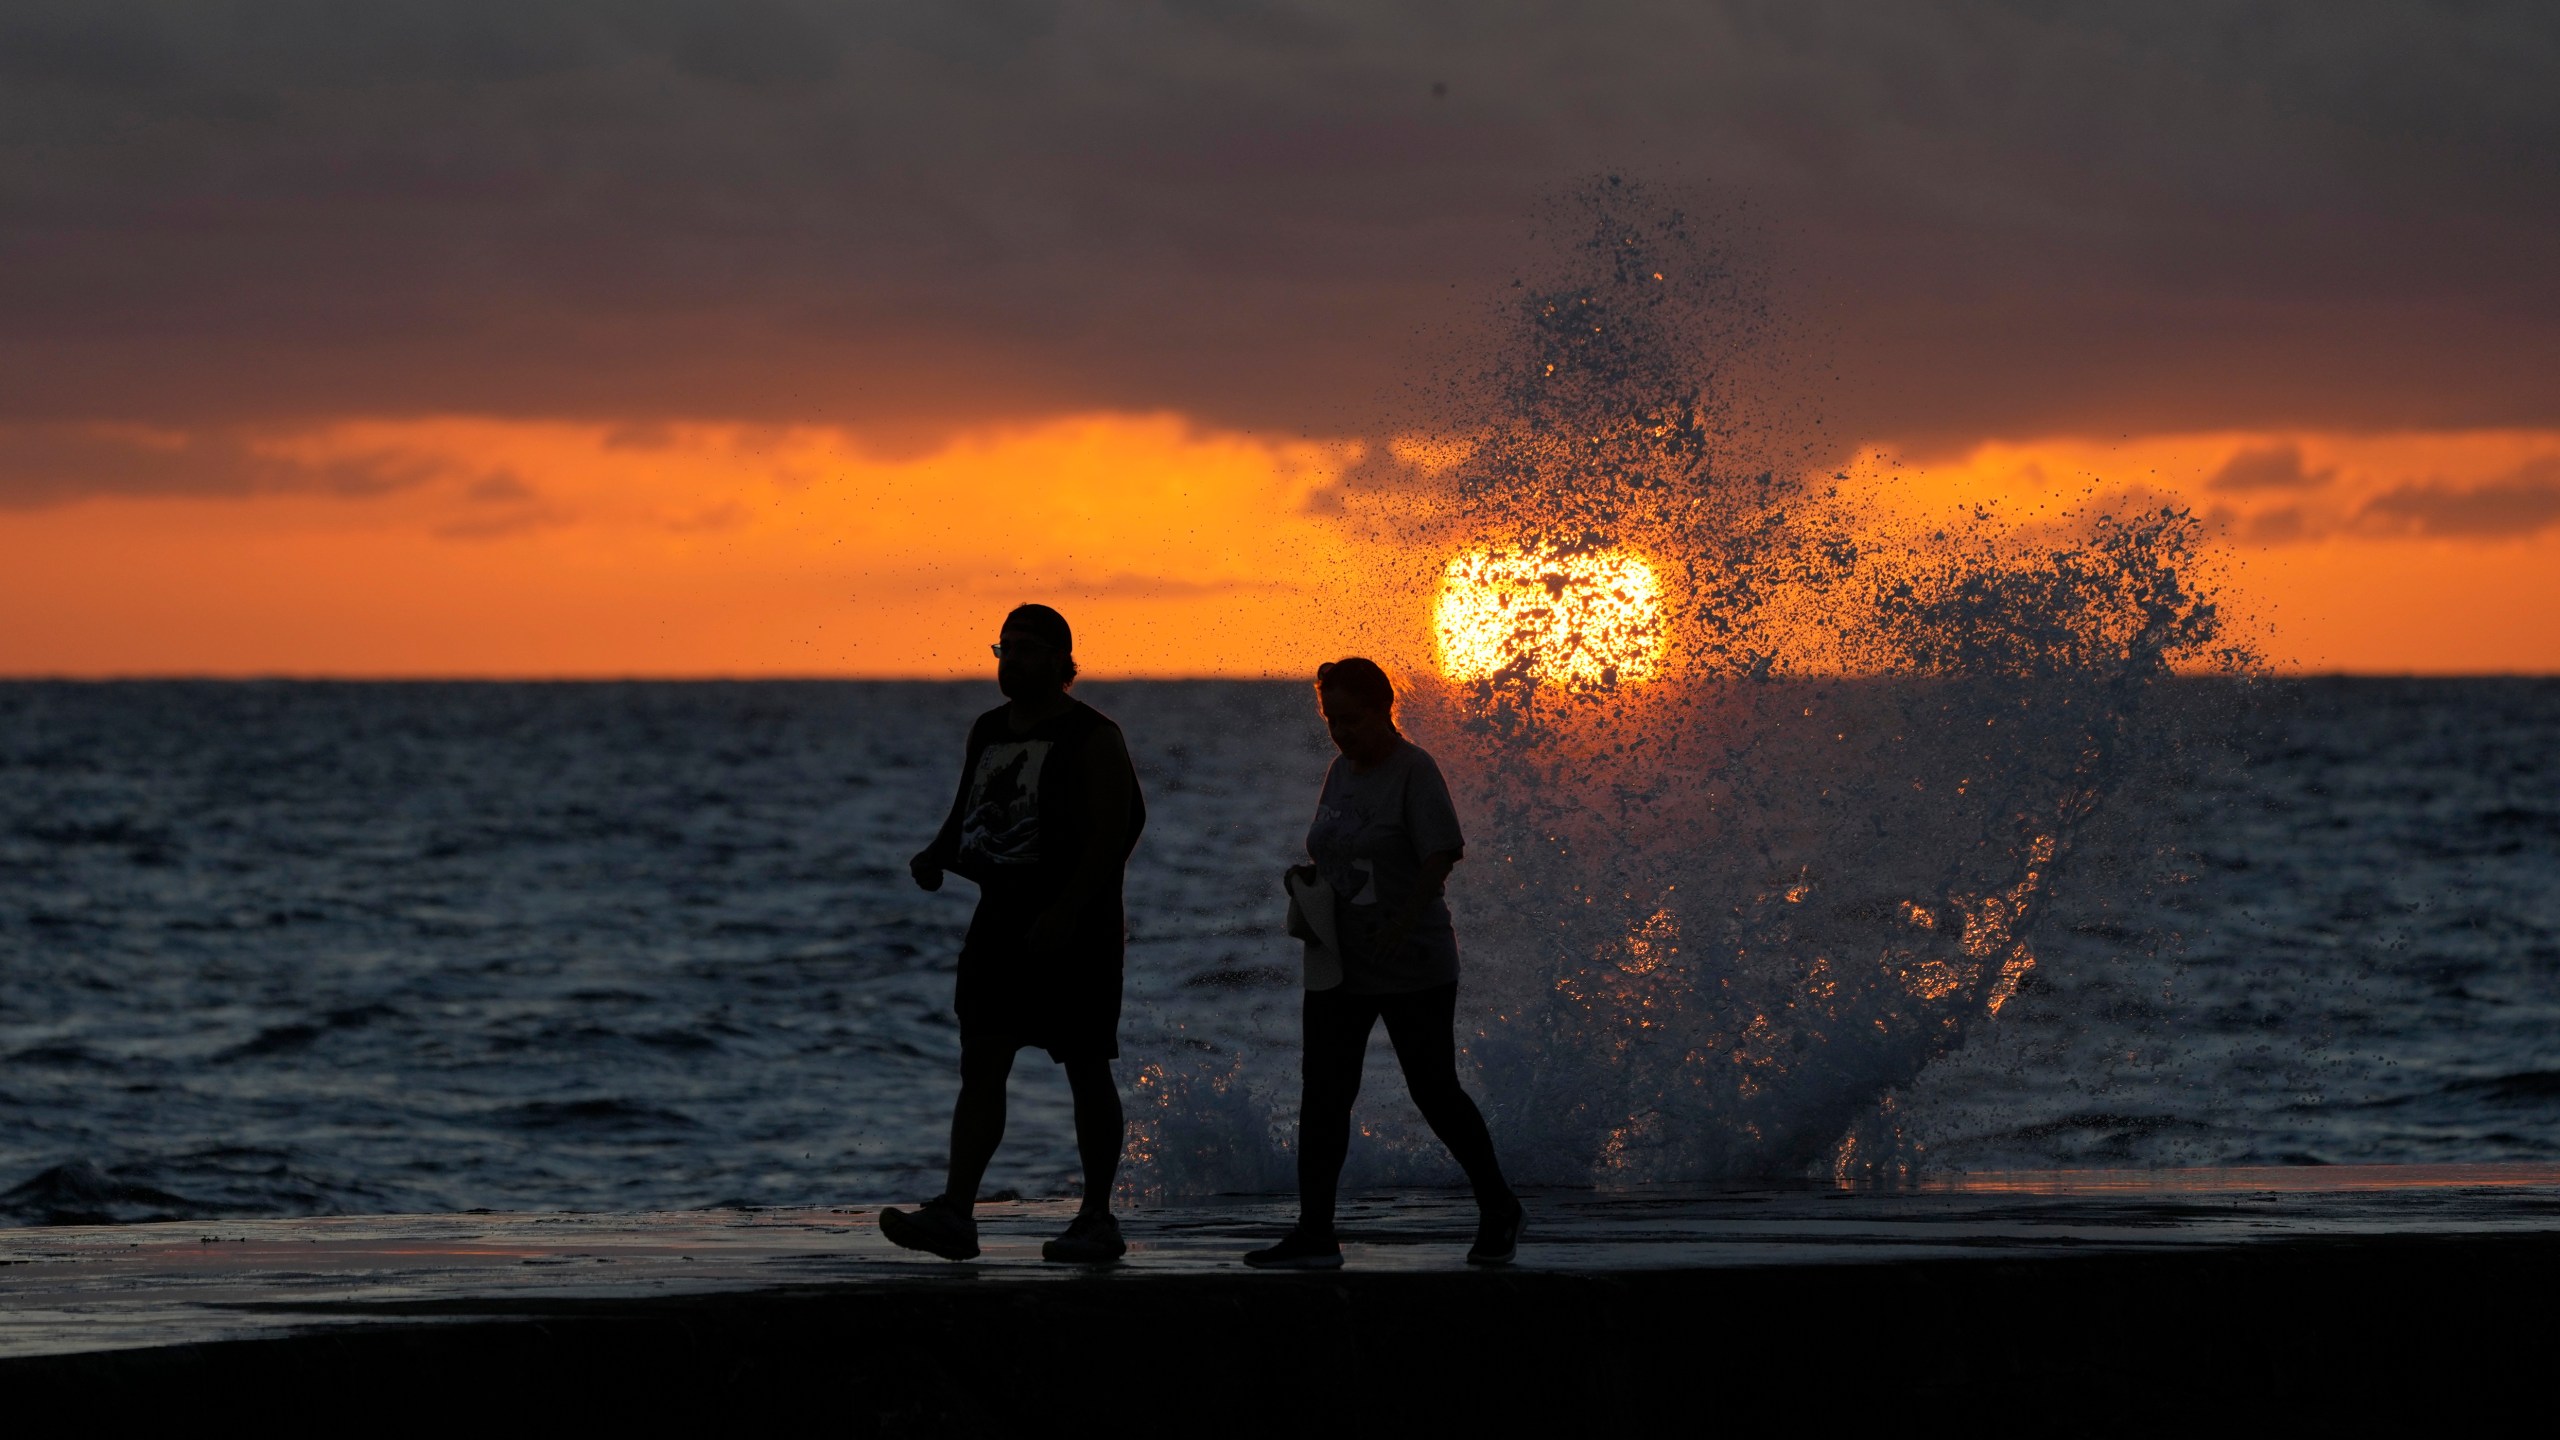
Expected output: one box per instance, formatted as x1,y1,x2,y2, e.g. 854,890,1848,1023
1,417,2552,677
0,416,1372,678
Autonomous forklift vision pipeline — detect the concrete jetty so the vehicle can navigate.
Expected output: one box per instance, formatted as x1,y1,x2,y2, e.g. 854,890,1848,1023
7,1165,2556,1431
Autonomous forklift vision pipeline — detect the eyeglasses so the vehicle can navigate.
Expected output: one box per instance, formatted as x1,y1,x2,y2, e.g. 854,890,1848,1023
990,638,1061,659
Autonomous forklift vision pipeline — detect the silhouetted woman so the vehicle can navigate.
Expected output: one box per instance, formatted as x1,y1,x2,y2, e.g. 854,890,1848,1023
1244,658,1523,1269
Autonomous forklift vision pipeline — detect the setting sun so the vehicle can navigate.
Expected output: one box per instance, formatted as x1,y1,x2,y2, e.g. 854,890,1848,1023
1434,547,1666,688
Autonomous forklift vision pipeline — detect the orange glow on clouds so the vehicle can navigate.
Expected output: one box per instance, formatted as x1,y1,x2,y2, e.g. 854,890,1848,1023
0,415,1372,678
0,417,2555,676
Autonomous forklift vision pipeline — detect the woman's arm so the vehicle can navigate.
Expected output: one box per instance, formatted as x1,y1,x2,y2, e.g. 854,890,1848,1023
1373,749,1465,958
1416,849,1457,901
1371,848,1460,958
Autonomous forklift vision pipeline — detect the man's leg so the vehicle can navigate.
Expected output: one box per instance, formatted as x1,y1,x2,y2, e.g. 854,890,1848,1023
943,1039,1017,1209
1296,988,1378,1235
1062,1058,1124,1215
1379,985,1515,1210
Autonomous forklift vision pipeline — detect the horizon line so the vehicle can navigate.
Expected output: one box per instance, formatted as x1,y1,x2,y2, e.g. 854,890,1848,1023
0,669,2549,684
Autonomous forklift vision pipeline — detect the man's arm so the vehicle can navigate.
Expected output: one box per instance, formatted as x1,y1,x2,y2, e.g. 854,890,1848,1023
910,740,974,891
1076,723,1137,894
1028,724,1136,941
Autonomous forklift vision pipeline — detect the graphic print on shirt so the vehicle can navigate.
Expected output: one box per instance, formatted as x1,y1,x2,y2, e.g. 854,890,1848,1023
958,740,1051,870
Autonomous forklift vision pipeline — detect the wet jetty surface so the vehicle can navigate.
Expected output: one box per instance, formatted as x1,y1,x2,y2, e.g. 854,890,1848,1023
7,1165,2558,1431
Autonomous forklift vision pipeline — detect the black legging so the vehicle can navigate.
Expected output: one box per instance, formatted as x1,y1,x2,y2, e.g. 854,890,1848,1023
1296,982,1514,1232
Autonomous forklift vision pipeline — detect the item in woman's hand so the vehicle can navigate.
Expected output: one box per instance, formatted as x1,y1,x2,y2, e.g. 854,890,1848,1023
1284,864,1344,992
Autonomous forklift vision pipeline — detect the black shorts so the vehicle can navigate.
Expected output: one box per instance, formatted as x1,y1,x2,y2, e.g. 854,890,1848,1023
955,944,1123,1063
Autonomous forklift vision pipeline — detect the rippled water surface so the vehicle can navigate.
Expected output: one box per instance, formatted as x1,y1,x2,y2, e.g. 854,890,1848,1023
1,679,2553,1223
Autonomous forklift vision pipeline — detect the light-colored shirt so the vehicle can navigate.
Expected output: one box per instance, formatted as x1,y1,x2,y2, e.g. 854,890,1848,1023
1306,738,1466,993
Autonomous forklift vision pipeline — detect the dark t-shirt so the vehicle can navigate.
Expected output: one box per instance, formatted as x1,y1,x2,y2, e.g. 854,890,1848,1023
927,698,1143,1059
1306,738,1466,994
938,699,1143,965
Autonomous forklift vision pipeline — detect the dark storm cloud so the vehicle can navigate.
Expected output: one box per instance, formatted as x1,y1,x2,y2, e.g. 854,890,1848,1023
433,470,571,540
2357,460,2560,539
2,0,2556,493
2209,444,2334,493
0,424,448,506
2205,455,2560,544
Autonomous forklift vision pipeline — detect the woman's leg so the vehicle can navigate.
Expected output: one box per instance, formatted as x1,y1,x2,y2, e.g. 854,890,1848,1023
1378,984,1515,1209
1296,988,1377,1234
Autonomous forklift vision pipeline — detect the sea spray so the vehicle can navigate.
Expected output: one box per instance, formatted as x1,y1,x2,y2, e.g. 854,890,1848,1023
1119,180,2243,1201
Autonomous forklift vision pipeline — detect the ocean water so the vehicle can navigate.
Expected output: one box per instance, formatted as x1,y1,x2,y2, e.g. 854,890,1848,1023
1,678,2553,1225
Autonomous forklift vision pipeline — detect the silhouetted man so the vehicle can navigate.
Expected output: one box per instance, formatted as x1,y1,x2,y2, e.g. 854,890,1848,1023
881,604,1145,1263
